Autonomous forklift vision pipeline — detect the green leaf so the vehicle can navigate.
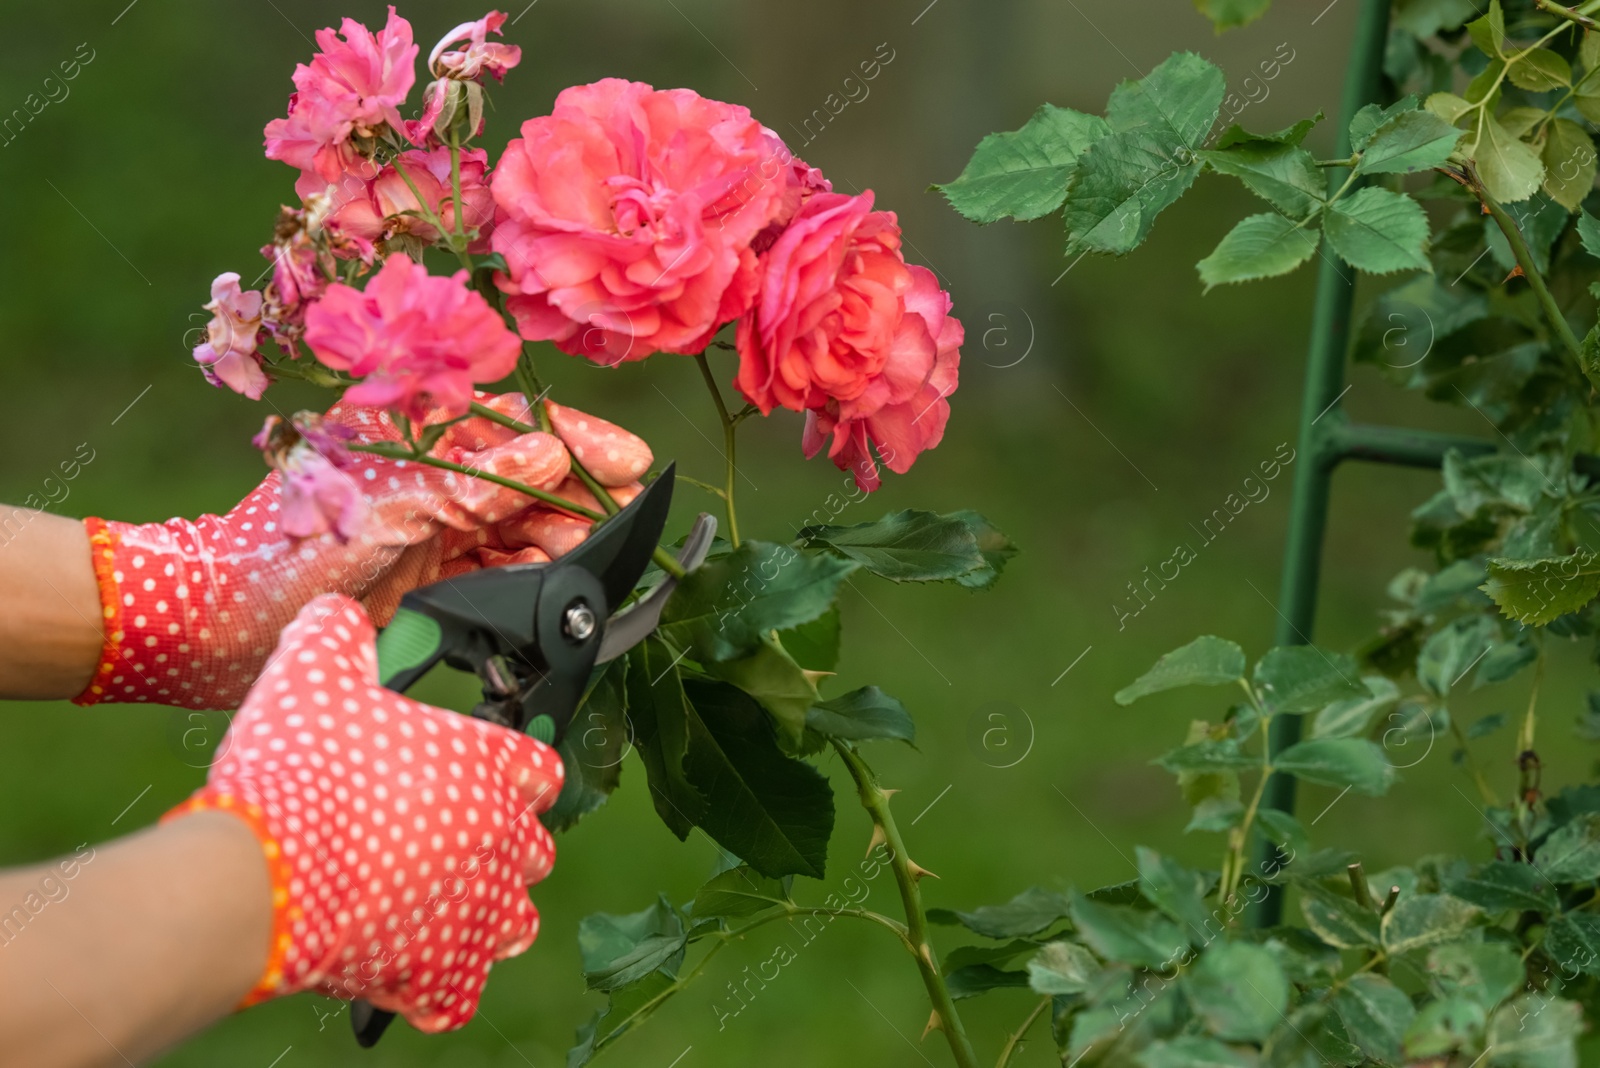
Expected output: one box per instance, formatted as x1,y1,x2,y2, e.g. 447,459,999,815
1273,738,1397,794
1538,812,1600,882
1446,861,1560,912
1069,890,1187,970
928,886,1073,939
1468,711,1509,739
1185,943,1289,1043
1313,675,1401,739
660,541,858,662
1200,142,1324,218
627,641,706,839
679,680,835,878
1350,94,1423,151
1136,846,1213,939
1356,109,1464,175
1192,0,1271,31
1418,613,1499,696
1487,995,1583,1068
1063,129,1203,257
1187,796,1245,832
1253,645,1365,713
1543,913,1600,978
1482,555,1600,626
1578,209,1600,259
1507,50,1572,92
1380,893,1481,954
780,606,839,673
1027,940,1102,995
1197,213,1321,291
1116,636,1246,704
1332,973,1416,1065
1213,113,1321,150
1105,51,1226,148
1298,879,1380,948
796,509,1000,584
1405,996,1487,1060
567,970,677,1067
1471,115,1545,204
1323,187,1432,274
544,658,630,833
1255,806,1311,859
702,634,821,750
578,894,688,992
1430,941,1525,1009
1466,0,1506,59
1156,739,1259,774
949,509,1018,589
1541,119,1597,211
804,686,915,746
690,866,790,922
935,103,1110,223
1139,1036,1257,1067
943,939,1035,974
1393,0,1478,37
947,963,1030,999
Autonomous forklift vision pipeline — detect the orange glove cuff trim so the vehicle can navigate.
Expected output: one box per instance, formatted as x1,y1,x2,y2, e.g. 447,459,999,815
74,517,125,707
163,793,295,1009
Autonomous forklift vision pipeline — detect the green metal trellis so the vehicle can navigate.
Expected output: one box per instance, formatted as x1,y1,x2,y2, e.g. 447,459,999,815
1247,0,1559,925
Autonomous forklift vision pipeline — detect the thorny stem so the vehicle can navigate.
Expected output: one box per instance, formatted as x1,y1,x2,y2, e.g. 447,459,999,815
995,997,1051,1068
1538,0,1600,31
1447,710,1502,807
833,741,981,1068
589,904,909,1059
1517,650,1546,758
1222,678,1273,904
1474,176,1586,364
694,351,743,547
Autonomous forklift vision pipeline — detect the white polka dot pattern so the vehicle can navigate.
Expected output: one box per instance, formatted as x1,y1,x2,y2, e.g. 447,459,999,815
75,391,651,709
166,594,564,1033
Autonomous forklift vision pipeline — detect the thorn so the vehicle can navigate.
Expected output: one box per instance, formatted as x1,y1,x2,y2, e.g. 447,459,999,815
1504,265,1525,283
866,822,887,857
880,788,901,801
907,860,940,882
922,1009,943,1040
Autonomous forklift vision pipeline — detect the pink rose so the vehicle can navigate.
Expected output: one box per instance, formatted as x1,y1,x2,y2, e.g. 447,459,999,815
327,146,494,251
260,208,333,342
734,192,962,492
489,79,794,364
303,254,520,423
193,272,269,399
429,11,521,82
264,7,418,190
803,267,962,492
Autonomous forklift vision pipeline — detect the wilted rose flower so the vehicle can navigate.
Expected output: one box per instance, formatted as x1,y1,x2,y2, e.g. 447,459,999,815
303,254,520,423
326,146,494,251
253,412,366,542
429,11,520,82
264,7,418,193
734,191,962,492
489,79,793,363
193,272,268,399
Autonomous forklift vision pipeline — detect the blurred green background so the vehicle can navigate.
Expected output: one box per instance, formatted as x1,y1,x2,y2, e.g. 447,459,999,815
2,0,1595,1064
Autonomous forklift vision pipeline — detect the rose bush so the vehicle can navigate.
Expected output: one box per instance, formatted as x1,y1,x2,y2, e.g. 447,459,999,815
184,8,1018,1065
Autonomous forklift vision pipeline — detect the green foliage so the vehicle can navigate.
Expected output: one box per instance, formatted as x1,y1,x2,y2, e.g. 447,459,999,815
1115,635,1246,704
795,509,1013,586
931,103,1108,223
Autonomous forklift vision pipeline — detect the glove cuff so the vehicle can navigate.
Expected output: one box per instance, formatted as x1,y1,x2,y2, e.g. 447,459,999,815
163,791,297,1007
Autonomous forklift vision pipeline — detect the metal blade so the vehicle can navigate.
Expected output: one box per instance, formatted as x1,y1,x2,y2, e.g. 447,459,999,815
547,462,677,618
596,512,716,664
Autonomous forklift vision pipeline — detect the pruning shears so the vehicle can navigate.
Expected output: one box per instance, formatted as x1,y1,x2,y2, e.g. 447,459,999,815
350,464,714,1047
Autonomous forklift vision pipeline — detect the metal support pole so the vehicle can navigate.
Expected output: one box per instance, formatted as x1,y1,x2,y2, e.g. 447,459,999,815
1249,0,1392,928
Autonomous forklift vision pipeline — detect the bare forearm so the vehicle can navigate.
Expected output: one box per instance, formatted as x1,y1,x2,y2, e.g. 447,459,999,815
0,511,102,700
0,813,271,1067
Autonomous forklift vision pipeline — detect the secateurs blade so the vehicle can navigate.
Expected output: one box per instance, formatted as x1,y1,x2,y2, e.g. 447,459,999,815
350,463,715,1047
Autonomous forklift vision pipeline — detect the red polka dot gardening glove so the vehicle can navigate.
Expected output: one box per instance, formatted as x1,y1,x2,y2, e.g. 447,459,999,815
74,391,591,710
164,594,564,1032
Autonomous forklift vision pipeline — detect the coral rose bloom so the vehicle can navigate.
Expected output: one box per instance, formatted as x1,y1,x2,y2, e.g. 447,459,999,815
490,78,793,364
735,191,962,492
303,254,520,423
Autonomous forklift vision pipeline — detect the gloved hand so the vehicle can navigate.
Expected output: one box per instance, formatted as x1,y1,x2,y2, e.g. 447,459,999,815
75,392,575,710
163,594,563,1032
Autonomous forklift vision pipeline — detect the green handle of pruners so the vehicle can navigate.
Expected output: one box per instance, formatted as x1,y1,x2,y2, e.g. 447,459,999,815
374,606,443,689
